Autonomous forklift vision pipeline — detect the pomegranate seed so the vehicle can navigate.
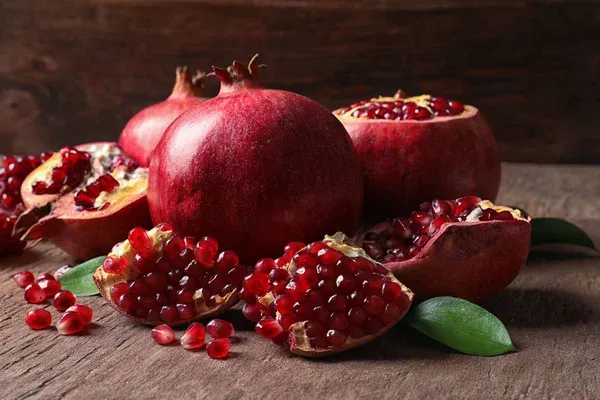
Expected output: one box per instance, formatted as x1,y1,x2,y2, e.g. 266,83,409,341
304,320,325,337
382,303,402,324
160,305,179,324
348,306,368,326
255,316,283,339
128,227,154,256
38,279,62,297
363,317,383,334
363,295,385,316
328,312,350,331
242,302,262,322
317,248,343,266
110,282,129,303
181,322,206,350
382,281,402,302
284,241,305,256
194,240,216,266
13,271,34,288
243,274,269,295
102,255,127,274
53,291,77,311
328,294,348,312
24,283,46,304
431,199,453,216
25,309,52,330
183,236,196,249
216,250,239,273
36,272,55,282
326,329,347,348
348,326,366,339
156,222,173,231
152,324,175,345
206,338,231,359
65,305,93,324
57,311,86,335
207,319,234,339
163,236,185,260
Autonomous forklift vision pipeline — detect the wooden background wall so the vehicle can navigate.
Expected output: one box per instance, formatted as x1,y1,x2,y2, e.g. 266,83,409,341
1,0,599,163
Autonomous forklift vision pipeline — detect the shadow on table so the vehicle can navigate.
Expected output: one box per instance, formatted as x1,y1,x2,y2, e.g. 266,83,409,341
485,288,596,328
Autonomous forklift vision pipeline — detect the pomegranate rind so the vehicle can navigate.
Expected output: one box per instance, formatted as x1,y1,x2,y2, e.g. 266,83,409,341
92,226,240,326
360,203,532,303
268,234,414,357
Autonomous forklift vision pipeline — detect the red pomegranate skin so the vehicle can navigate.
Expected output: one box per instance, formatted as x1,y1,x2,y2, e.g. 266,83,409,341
340,107,501,219
119,68,206,167
149,61,363,263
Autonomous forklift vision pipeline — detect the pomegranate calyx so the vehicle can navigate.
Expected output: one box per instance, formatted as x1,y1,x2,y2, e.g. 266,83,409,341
210,54,266,95
169,66,205,100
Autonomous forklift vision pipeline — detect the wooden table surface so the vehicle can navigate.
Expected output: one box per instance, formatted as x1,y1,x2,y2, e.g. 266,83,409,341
1,163,599,399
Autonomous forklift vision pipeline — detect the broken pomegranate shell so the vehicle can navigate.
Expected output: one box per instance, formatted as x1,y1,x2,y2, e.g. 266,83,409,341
93,225,244,326
334,92,501,219
357,197,531,303
247,234,413,357
16,142,152,260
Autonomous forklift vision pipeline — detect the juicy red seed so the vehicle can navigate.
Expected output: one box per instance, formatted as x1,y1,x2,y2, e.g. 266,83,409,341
293,251,319,269
119,293,137,313
152,324,175,345
313,306,330,324
431,199,453,216
363,295,385,316
129,279,151,296
455,196,481,215
206,338,231,359
160,306,179,324
38,279,62,297
53,291,77,311
328,312,350,331
242,302,262,322
382,303,402,324
255,316,283,339
390,218,413,239
177,304,195,319
363,317,383,334
36,272,55,282
284,242,305,256
335,274,356,294
447,99,464,114
294,267,318,287
57,311,85,335
181,322,206,350
495,210,515,220
316,264,337,280
164,236,185,260
243,274,270,295
133,253,154,274
328,294,348,312
348,307,368,326
102,255,127,274
318,280,337,297
268,268,289,283
348,326,366,339
406,106,432,120
304,320,325,337
274,295,294,315
305,289,325,307
382,281,402,302
144,272,168,292
310,336,328,348
277,314,297,331
317,248,343,266
128,227,153,254
292,302,313,320
349,291,365,307
272,331,289,346
13,271,34,288
216,250,239,273
110,282,128,303
306,241,328,255
183,236,196,249
227,265,247,286
480,208,498,221
410,211,433,226
65,305,93,325
326,329,347,348
206,319,234,339
24,284,46,304
429,215,451,233
363,276,385,295
156,222,173,232
25,309,52,330
254,258,277,276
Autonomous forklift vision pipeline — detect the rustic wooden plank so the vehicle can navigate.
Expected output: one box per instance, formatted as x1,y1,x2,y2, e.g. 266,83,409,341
0,163,599,399
1,1,599,163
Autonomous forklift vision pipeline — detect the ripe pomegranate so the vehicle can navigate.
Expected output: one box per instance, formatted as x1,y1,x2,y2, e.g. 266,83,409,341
357,196,531,303
119,67,207,167
243,235,413,357
93,224,245,326
148,55,363,263
334,91,501,219
15,143,152,260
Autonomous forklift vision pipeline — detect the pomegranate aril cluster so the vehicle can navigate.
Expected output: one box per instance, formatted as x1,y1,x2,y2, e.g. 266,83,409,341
152,319,233,359
74,173,120,211
336,95,465,121
363,196,516,263
104,227,245,325
32,147,91,195
1,152,51,213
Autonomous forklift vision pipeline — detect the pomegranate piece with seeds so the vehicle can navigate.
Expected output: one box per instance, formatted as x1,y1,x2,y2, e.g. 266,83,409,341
206,319,234,339
152,324,176,345
57,311,86,335
334,91,500,219
65,305,93,325
15,142,152,260
25,309,52,330
181,322,206,350
53,291,77,311
358,197,532,303
247,235,413,357
206,338,231,359
93,225,243,326
13,271,35,288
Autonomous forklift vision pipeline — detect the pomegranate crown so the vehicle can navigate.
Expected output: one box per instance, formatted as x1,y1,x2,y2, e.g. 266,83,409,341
209,54,266,94
170,66,205,99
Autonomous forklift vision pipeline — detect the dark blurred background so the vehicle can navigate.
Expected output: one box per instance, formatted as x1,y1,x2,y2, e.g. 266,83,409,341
1,0,599,163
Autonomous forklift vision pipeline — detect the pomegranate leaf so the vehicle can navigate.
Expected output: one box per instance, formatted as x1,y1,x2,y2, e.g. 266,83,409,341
57,255,105,296
406,296,516,356
531,218,597,251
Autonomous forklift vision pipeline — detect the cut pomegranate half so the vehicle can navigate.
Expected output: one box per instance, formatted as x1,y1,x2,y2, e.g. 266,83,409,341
16,142,152,260
358,197,532,303
93,224,244,326
244,234,413,357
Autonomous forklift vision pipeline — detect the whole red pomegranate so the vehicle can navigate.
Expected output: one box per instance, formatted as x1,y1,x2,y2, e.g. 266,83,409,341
334,91,501,219
119,67,207,167
149,55,364,262
357,196,531,303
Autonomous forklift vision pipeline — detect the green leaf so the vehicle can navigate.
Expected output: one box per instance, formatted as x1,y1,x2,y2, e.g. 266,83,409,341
407,296,516,357
57,255,105,296
531,218,597,251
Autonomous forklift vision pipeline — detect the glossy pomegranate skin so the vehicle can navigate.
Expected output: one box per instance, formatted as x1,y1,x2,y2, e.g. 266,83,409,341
149,56,363,262
338,103,500,219
119,68,206,167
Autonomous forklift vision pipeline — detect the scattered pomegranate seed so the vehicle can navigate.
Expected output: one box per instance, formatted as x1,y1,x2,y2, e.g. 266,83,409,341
206,319,234,339
255,316,283,339
206,338,231,359
56,311,86,335
37,279,62,297
24,283,46,304
152,324,176,345
36,272,55,282
65,304,93,325
181,322,206,350
13,271,34,288
25,309,52,330
242,302,262,322
53,291,77,311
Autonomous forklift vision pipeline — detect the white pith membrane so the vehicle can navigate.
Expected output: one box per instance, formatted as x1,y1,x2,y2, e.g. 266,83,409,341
259,233,414,357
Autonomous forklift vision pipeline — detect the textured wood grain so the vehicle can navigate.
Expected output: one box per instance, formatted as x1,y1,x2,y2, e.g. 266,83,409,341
1,0,599,163
0,163,599,399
